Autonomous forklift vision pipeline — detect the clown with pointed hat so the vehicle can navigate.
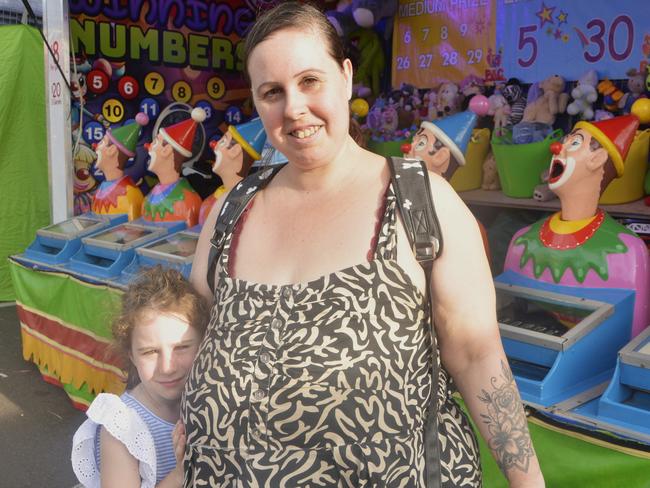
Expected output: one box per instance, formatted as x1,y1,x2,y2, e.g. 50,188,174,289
91,112,148,221
142,107,206,228
402,99,484,180
199,117,267,226
503,100,650,338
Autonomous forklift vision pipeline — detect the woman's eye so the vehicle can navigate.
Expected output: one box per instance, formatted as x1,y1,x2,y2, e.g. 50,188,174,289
303,77,319,88
263,87,281,99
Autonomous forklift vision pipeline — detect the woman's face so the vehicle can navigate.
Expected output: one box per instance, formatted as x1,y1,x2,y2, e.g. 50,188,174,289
248,28,353,168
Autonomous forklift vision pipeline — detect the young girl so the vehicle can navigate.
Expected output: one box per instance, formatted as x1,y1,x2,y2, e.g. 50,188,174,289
71,266,209,487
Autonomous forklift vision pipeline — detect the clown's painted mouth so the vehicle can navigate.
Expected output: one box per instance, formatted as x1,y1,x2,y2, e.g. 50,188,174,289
549,159,565,183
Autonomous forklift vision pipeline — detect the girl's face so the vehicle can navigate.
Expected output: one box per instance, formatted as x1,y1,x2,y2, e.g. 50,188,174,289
130,312,201,404
248,28,353,169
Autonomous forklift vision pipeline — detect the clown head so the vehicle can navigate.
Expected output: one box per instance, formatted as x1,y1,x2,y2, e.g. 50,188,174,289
547,114,640,220
406,124,455,176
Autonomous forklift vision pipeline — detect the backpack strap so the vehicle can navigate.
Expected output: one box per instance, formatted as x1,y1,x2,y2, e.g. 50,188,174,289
206,165,284,293
388,156,442,488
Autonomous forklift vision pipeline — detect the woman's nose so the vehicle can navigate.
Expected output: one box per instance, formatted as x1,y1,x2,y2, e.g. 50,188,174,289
284,89,307,119
550,141,563,155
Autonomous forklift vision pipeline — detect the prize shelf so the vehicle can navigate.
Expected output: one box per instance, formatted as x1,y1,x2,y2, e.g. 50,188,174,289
460,189,650,220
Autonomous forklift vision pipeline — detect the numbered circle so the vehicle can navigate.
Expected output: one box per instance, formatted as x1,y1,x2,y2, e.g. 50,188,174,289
87,69,109,94
102,98,125,124
139,97,160,120
172,80,192,103
196,100,214,120
144,71,165,96
83,121,105,145
225,105,243,125
118,75,139,100
207,76,226,100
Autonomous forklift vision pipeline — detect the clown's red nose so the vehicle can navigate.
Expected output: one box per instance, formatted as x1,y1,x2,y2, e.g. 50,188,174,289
91,143,98,150
144,142,151,151
209,140,218,150
401,143,412,155
550,141,562,155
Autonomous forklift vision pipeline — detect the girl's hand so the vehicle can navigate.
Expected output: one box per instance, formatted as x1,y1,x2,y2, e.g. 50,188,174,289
172,420,186,465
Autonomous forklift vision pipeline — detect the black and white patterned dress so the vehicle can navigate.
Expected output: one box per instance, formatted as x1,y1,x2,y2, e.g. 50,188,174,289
182,176,482,487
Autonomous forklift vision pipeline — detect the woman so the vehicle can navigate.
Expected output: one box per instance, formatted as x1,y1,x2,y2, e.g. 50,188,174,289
186,3,544,487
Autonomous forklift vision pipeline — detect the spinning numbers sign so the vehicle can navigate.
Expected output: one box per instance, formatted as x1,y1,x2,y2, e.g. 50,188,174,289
392,0,496,87
498,0,650,82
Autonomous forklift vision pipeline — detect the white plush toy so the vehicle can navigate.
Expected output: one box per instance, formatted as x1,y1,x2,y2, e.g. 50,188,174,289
567,70,598,120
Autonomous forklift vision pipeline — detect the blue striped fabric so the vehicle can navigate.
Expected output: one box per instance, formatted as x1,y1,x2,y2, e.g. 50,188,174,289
94,392,177,483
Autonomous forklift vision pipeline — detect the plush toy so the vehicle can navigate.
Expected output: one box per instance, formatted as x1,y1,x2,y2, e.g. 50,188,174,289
567,70,598,120
522,74,569,125
327,0,398,37
481,150,501,191
435,81,462,119
597,79,625,113
619,68,647,114
487,93,510,137
349,28,385,96
532,169,557,202
502,78,527,127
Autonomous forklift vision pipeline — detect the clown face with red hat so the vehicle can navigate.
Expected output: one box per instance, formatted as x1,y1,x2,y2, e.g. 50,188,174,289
547,115,639,221
142,107,206,228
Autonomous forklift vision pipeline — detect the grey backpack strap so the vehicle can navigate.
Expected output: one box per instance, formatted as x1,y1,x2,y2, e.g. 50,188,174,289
388,156,442,488
206,165,285,293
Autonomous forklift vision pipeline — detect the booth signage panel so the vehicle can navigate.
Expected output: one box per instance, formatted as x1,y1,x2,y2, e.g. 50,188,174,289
497,0,650,82
392,0,497,87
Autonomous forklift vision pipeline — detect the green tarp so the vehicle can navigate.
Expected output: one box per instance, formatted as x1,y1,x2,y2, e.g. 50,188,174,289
0,24,49,301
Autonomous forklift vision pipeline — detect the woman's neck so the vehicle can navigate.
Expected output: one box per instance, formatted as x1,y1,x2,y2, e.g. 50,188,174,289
280,137,362,193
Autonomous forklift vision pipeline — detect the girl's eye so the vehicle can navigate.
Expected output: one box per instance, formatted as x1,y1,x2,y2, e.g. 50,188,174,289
141,349,157,356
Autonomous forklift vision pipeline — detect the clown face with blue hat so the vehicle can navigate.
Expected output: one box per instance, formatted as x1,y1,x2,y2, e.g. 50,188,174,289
199,117,267,225
403,107,479,179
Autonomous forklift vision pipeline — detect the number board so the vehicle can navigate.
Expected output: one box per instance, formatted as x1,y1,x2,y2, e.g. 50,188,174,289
392,0,496,88
498,0,649,82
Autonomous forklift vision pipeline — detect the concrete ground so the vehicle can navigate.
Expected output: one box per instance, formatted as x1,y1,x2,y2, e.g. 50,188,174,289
0,302,86,488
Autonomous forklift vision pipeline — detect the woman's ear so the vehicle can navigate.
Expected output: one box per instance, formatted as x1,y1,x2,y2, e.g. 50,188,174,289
343,58,353,101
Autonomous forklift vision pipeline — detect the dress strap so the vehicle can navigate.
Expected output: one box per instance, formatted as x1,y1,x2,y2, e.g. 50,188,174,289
206,164,284,293
373,185,398,261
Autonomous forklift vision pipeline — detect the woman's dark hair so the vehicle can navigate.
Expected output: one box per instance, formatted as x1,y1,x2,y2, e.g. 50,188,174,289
242,1,346,82
111,266,210,388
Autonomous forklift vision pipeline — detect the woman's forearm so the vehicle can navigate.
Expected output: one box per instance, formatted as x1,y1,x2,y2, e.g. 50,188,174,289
445,347,545,487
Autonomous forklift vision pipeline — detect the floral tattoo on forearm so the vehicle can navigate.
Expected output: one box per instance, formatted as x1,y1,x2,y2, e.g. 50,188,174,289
478,361,534,474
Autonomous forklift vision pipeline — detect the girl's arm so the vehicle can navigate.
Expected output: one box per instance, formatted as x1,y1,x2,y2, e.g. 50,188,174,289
99,426,141,487
427,174,545,487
